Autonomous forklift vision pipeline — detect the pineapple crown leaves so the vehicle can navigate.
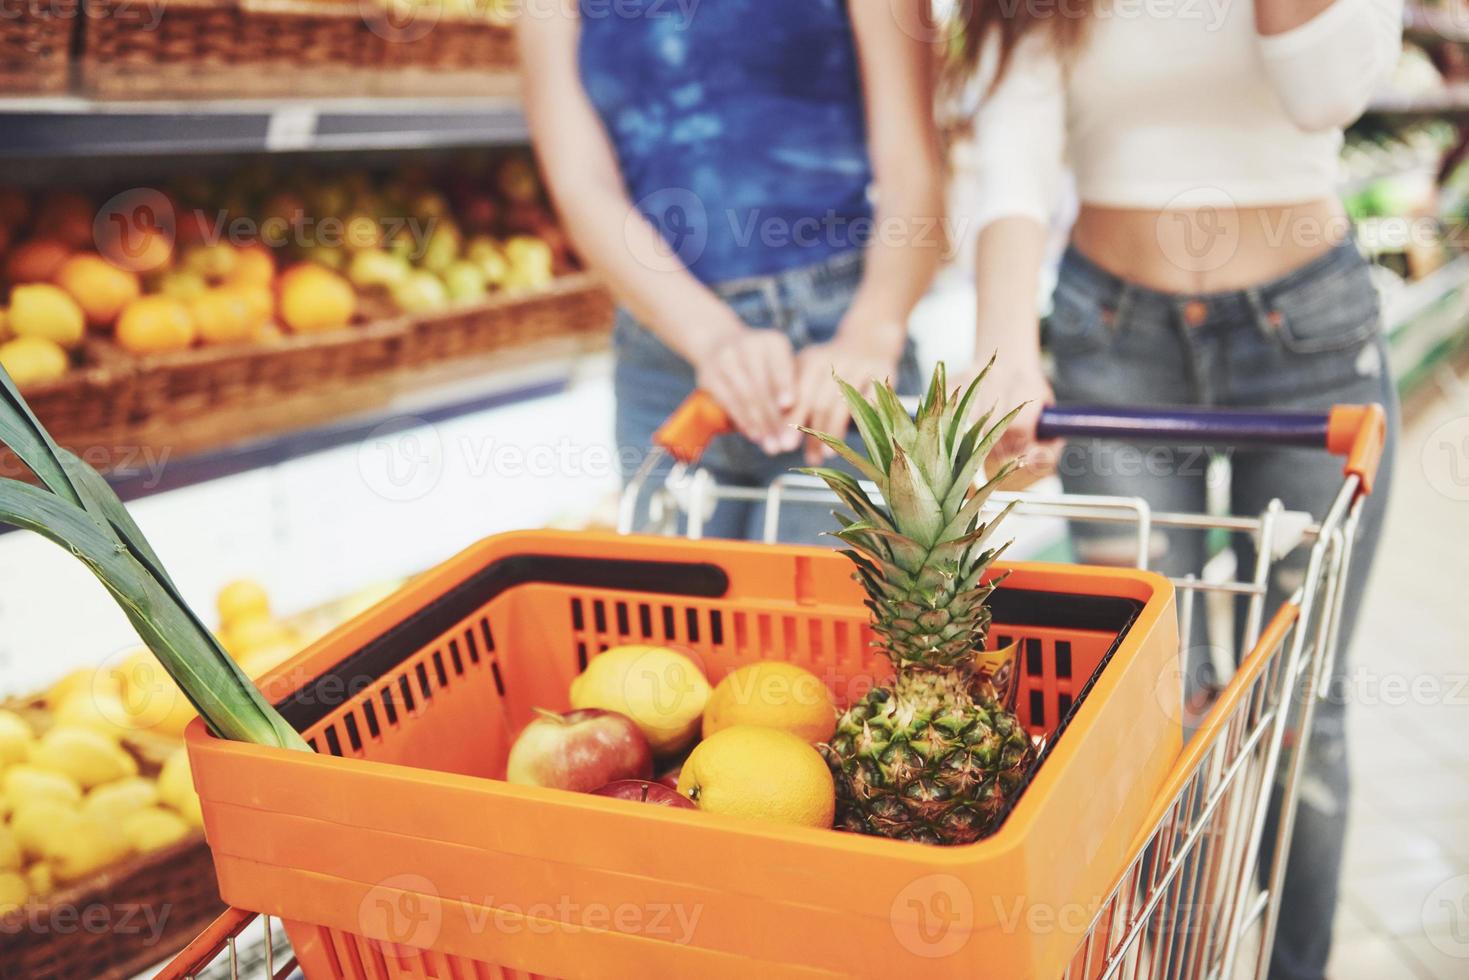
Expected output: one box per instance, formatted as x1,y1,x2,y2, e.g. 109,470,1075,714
0,368,309,751
797,360,1024,666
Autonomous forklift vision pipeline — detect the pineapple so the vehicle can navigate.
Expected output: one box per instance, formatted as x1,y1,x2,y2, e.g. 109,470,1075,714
800,359,1036,845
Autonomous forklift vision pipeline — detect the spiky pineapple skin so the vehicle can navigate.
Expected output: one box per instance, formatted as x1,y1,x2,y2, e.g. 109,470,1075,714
822,670,1033,845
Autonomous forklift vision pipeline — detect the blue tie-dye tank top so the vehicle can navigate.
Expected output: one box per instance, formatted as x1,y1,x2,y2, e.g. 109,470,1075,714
578,0,873,283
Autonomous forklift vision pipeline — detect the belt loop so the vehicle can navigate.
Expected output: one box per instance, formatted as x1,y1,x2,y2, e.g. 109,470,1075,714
1108,283,1134,336
1244,288,1277,341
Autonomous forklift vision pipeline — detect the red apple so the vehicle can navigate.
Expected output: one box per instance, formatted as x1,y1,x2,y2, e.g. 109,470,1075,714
593,780,697,809
655,764,682,790
506,708,653,792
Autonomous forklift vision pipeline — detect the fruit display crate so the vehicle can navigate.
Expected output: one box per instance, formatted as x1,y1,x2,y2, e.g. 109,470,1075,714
0,698,222,980
0,0,76,96
13,272,612,469
79,0,519,101
183,529,1180,980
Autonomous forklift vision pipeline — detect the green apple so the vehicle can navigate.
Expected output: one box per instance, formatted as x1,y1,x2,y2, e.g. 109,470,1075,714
466,235,510,286
418,222,462,274
391,270,451,315
442,260,488,304
348,249,411,290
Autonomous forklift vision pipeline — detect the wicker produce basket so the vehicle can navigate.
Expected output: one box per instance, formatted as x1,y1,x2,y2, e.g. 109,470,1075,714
368,1,518,97
402,271,613,363
80,0,377,99
0,0,76,95
0,698,223,980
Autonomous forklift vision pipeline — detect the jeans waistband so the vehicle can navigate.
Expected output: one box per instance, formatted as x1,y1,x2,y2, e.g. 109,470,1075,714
1059,238,1366,310
710,248,865,305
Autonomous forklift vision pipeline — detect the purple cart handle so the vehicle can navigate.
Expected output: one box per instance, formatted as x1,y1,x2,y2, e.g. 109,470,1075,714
1035,404,1386,495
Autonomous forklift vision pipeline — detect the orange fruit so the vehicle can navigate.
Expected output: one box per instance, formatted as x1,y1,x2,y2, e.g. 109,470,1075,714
701,662,836,743
97,226,173,275
190,287,259,346
116,296,196,354
277,264,355,333
676,725,835,829
227,244,276,286
53,253,142,328
6,239,72,284
35,191,96,249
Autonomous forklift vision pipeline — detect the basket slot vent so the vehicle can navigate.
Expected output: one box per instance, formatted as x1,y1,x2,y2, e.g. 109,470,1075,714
662,605,677,639
1055,640,1073,678
448,639,465,675
757,614,774,654
807,617,824,660
481,618,496,653
1057,693,1074,719
415,662,434,701
343,711,364,752
1025,638,1044,677
734,611,750,652
638,602,654,638
615,601,631,636
570,597,585,631
380,686,400,725
432,650,450,688
1029,689,1046,727
306,736,319,752
397,674,418,714
685,607,701,643
490,660,506,696
323,724,344,757
464,626,482,664
709,609,724,646
592,600,608,633
996,634,1013,650
576,641,589,670
362,699,382,738
782,616,798,658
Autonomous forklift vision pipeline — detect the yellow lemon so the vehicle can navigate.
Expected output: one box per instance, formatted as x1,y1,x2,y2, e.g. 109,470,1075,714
11,801,81,860
52,690,135,738
114,650,196,738
158,747,203,828
26,863,54,898
216,579,271,628
51,815,131,882
28,726,138,789
0,826,20,872
9,282,85,348
0,336,68,388
569,645,711,756
677,725,835,830
0,709,33,767
0,871,27,913
47,666,121,706
122,806,192,853
221,614,295,659
82,776,159,825
2,764,82,808
702,662,836,743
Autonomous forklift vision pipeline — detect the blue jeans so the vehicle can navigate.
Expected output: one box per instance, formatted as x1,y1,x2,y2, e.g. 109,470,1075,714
614,249,920,544
1045,242,1399,980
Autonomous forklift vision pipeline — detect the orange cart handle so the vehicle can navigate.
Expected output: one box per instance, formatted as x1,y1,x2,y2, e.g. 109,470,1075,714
657,392,1386,494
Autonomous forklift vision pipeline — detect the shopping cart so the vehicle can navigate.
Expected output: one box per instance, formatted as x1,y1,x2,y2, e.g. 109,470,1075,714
157,393,1385,980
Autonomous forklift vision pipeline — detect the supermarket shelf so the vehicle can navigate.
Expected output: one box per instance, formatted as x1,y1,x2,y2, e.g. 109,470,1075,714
0,95,528,158
1384,252,1469,329
1366,83,1469,116
98,337,611,503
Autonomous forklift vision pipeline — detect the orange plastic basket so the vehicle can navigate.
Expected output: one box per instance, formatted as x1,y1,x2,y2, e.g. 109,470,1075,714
185,529,1180,980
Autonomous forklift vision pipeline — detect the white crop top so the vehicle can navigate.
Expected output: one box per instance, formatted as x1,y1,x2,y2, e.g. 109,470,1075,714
970,0,1404,229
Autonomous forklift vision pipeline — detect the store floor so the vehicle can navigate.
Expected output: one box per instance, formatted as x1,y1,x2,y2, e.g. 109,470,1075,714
1327,368,1469,980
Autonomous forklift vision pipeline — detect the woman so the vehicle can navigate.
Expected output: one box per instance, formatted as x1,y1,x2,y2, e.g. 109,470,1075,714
519,0,943,541
958,1,1402,977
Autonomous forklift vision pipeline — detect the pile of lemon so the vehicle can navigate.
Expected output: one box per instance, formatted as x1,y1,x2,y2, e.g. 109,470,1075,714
571,646,840,830
0,703,202,915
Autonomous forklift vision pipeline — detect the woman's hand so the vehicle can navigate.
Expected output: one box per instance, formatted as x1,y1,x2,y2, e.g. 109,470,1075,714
953,349,1060,467
790,321,906,466
691,326,802,456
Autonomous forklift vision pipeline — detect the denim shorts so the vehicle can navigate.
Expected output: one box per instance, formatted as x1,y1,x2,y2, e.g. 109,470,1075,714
613,248,920,543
